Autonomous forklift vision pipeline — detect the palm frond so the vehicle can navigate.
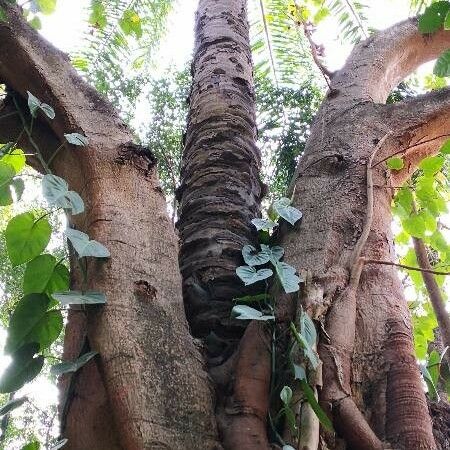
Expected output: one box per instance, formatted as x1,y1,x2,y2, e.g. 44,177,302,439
326,0,368,44
73,0,173,114
249,0,317,87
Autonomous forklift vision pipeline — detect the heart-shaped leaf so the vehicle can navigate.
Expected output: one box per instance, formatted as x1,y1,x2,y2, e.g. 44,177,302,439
52,291,107,305
273,261,302,293
5,293,62,353
0,343,44,393
242,245,270,266
27,91,55,119
51,351,98,376
1,148,26,173
42,174,85,215
23,254,69,295
290,322,320,370
419,1,450,33
0,161,16,206
0,396,28,417
280,386,292,405
261,244,284,262
236,265,273,285
300,310,317,348
65,228,110,258
21,442,40,450
251,218,277,231
272,197,302,226
231,305,274,321
64,133,89,146
5,212,51,266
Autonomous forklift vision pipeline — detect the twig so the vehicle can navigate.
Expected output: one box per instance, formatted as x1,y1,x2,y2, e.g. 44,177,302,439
363,258,450,276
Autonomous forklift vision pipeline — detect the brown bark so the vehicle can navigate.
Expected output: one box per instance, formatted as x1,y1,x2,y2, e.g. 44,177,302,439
176,2,270,449
177,0,263,340
0,3,220,449
280,19,449,450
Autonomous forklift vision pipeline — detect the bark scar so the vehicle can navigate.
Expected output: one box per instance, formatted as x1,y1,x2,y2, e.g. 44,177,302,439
134,280,157,302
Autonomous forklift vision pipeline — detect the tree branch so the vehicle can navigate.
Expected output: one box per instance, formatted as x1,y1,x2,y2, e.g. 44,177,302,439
374,87,450,184
330,19,450,105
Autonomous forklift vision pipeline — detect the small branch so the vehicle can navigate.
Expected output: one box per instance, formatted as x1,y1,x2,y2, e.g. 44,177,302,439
362,258,450,276
412,229,450,366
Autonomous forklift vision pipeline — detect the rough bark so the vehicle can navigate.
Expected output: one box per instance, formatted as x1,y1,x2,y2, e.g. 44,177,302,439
280,19,450,450
0,3,220,449
177,0,263,340
176,2,270,449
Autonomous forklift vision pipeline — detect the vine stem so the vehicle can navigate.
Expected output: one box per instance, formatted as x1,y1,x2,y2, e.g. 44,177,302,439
12,96,52,174
362,258,450,276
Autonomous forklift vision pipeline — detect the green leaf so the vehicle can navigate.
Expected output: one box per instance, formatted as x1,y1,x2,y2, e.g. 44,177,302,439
419,1,450,33
5,293,62,353
273,260,302,293
89,0,107,28
0,161,16,206
280,385,293,405
52,291,107,305
1,148,26,173
231,305,274,321
299,378,333,431
236,265,273,285
395,187,413,214
36,0,56,14
64,133,89,146
440,139,450,154
27,91,55,119
300,310,317,347
251,218,278,231
0,7,6,22
272,197,302,225
242,245,270,266
427,350,441,387
119,10,143,39
42,174,84,215
421,363,440,401
11,178,25,201
29,16,42,30
386,157,404,170
65,228,110,258
50,351,98,376
5,212,51,266
0,396,27,416
434,49,450,77
261,244,284,262
232,293,272,303
419,155,444,176
445,9,450,29
290,322,319,369
21,443,40,450
23,255,69,295
402,213,427,239
0,343,44,393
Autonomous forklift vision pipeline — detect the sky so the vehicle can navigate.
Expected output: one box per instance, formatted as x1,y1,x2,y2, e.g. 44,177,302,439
0,0,444,447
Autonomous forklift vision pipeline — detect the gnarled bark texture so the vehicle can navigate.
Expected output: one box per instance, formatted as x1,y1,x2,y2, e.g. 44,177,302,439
176,1,271,449
177,0,263,340
0,3,220,449
280,19,450,450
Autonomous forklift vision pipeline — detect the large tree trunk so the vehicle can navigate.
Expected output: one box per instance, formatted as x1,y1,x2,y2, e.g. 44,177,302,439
281,20,450,450
0,3,220,449
176,2,270,448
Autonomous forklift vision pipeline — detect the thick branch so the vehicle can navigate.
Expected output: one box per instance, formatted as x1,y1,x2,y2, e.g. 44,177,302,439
330,19,450,105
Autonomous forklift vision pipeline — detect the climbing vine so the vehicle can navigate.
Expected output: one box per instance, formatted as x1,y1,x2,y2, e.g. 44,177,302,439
231,197,332,449
0,91,109,449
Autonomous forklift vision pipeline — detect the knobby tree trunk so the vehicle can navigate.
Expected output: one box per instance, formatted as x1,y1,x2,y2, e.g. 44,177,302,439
0,3,220,449
176,1,270,448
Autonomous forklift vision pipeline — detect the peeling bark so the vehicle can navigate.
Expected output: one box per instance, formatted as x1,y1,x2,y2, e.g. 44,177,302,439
0,3,220,449
177,0,263,340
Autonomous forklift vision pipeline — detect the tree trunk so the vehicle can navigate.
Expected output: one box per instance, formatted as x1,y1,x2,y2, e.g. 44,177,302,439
281,20,450,450
0,3,220,449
